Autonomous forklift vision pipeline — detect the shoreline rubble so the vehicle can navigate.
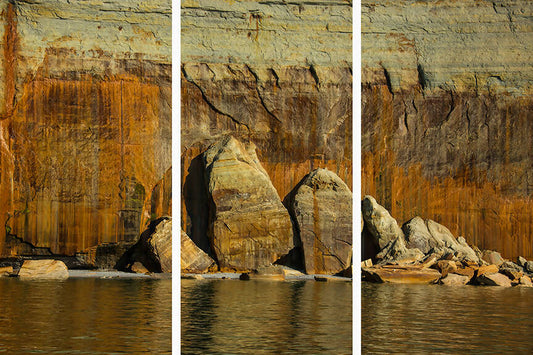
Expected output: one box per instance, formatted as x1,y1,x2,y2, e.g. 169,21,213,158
362,195,533,288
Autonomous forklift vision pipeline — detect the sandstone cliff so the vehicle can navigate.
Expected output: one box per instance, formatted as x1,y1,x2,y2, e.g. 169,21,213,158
181,0,353,269
0,1,171,256
362,0,533,259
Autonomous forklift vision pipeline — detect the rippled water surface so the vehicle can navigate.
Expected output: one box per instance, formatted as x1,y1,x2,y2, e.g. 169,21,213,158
182,279,352,354
0,278,171,354
363,282,533,354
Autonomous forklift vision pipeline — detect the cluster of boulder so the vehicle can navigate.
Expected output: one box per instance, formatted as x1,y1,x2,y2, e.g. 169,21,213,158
0,217,172,280
362,196,533,287
181,136,353,277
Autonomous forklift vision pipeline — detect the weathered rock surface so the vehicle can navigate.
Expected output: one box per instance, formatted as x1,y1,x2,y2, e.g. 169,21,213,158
77,242,135,270
290,168,352,275
120,217,172,273
362,0,533,260
181,1,352,257
0,0,171,256
204,136,293,271
477,273,513,287
181,230,214,273
440,273,470,286
482,251,505,266
403,217,437,254
375,236,424,265
18,259,69,279
0,266,13,276
476,265,500,277
525,261,533,274
362,196,403,250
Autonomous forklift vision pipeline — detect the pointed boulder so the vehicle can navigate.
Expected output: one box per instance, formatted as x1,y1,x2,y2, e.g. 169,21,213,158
204,136,293,271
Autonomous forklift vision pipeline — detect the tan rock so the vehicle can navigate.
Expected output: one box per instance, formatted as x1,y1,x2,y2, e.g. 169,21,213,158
440,273,470,286
290,168,352,275
148,218,172,273
18,260,68,279
436,260,458,277
181,230,215,273
362,196,404,250
131,262,149,274
476,264,499,277
481,250,504,266
477,272,512,287
518,275,532,287
361,259,373,268
454,267,475,280
204,136,293,271
0,266,13,276
362,265,441,284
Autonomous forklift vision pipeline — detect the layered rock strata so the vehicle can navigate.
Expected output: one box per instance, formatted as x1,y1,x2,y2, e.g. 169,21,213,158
289,168,352,275
0,0,171,256
362,0,533,259
181,0,353,253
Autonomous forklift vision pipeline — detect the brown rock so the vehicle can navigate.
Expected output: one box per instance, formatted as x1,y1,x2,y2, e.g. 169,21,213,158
18,259,69,279
131,262,149,274
362,265,441,284
436,260,457,277
204,136,293,271
481,250,505,266
477,272,512,287
440,273,470,286
0,266,13,276
290,168,352,275
476,264,499,277
181,230,215,273
454,267,475,280
499,268,523,281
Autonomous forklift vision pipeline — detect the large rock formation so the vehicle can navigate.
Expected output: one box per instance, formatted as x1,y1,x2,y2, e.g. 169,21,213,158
289,168,352,275
181,0,352,251
204,136,293,271
362,0,533,259
0,1,171,256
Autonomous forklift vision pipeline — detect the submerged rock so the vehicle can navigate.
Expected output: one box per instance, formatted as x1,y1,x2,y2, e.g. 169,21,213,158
440,273,470,286
290,168,352,275
204,136,293,271
18,260,69,280
362,265,441,284
181,230,215,273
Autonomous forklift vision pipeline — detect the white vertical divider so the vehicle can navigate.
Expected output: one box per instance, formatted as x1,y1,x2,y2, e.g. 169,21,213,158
172,0,181,353
353,0,362,354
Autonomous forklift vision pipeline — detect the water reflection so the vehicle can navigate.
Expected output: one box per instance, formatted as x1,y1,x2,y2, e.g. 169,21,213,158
182,280,352,354
362,283,533,354
0,278,171,354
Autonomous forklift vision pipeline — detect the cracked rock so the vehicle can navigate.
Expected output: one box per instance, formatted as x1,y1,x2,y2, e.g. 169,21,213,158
204,136,293,271
289,168,352,275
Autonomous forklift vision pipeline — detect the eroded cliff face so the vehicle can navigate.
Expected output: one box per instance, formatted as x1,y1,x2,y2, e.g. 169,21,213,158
181,0,353,258
0,0,171,256
362,0,533,259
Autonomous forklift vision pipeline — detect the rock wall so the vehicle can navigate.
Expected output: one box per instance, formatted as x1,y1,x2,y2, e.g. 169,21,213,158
0,0,171,256
181,0,353,252
362,0,533,259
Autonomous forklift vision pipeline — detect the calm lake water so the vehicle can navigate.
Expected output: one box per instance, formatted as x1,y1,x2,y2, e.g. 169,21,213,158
362,282,533,354
182,279,352,354
0,278,171,354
